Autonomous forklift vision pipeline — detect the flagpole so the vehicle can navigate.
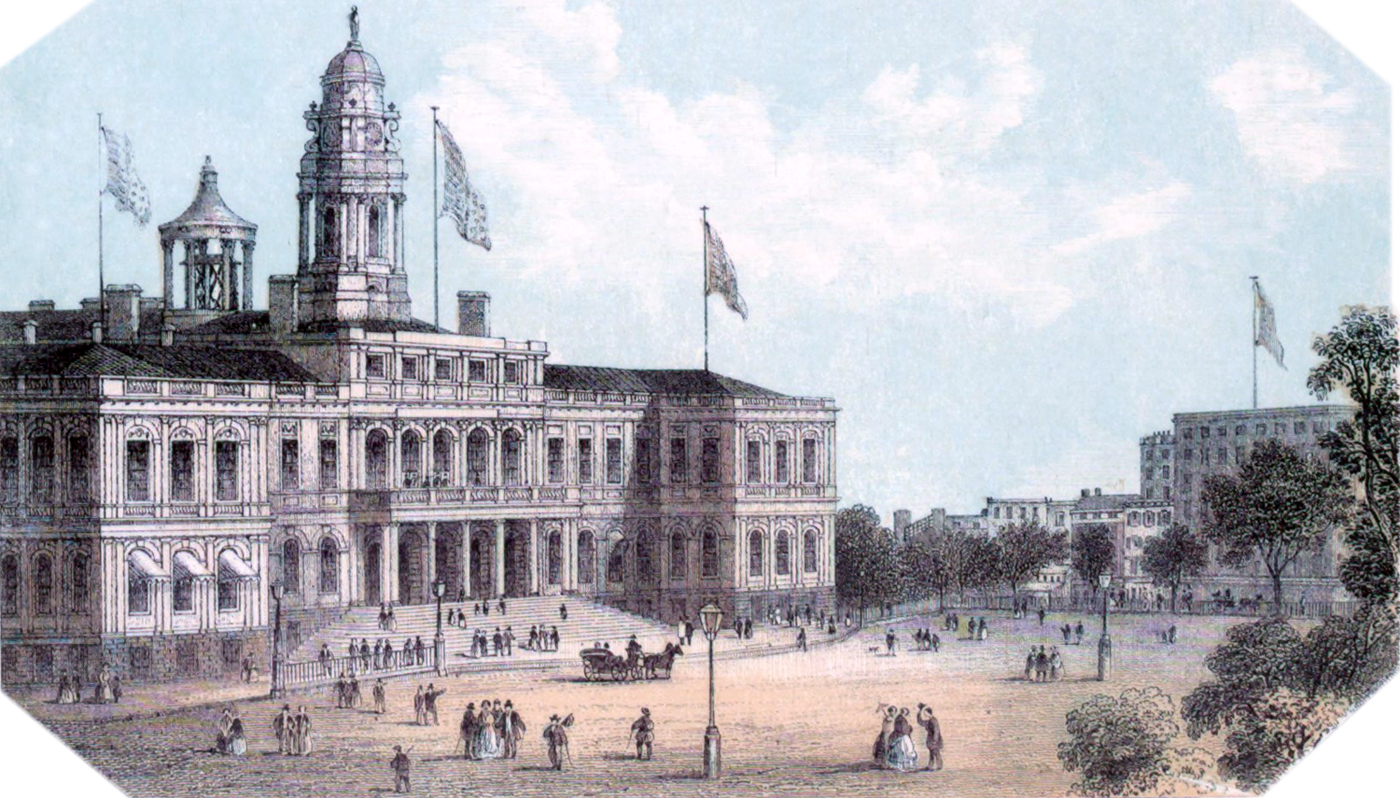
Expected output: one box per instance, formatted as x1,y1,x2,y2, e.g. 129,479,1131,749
1250,275,1259,409
701,205,709,372
98,113,105,337
432,106,440,330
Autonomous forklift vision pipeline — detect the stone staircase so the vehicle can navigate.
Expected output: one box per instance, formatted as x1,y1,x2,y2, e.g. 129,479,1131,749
287,595,673,668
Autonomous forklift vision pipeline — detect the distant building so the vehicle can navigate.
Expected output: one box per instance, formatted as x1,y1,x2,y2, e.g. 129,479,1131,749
892,509,912,541
1138,430,1174,502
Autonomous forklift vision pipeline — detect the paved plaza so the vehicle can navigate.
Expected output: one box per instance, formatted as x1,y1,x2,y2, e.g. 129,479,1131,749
22,610,1253,798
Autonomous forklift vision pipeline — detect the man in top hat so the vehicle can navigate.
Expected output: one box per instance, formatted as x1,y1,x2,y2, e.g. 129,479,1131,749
543,714,572,770
917,704,943,771
390,745,411,793
630,708,655,760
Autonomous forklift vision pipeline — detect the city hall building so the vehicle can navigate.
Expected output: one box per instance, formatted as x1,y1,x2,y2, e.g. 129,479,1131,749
0,18,838,685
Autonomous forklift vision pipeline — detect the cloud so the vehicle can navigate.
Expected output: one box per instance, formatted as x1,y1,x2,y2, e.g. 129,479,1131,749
1051,181,1192,255
1210,49,1371,184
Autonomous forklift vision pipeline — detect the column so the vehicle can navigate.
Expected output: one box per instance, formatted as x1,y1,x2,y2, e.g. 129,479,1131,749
383,523,399,604
460,522,472,599
161,240,175,306
242,241,255,311
297,194,309,272
493,519,506,597
220,239,234,310
528,519,540,596
426,522,438,593
184,241,197,308
392,196,404,272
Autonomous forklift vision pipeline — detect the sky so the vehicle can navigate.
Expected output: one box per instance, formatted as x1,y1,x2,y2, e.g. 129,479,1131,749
0,0,1390,522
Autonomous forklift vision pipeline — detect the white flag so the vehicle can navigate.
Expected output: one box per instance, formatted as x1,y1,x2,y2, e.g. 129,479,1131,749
1254,281,1285,368
704,221,748,320
437,120,491,251
100,125,151,226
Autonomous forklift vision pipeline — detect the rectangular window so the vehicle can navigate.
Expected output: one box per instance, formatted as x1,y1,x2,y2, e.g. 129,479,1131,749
1218,447,1227,464
775,440,790,484
1235,424,1246,435
319,439,338,490
636,438,654,484
1182,429,1193,440
216,441,239,501
434,358,453,381
670,437,688,483
1294,421,1306,435
366,354,386,379
0,437,16,503
504,361,520,384
577,438,593,484
173,574,194,613
402,356,419,381
746,440,762,483
126,440,150,502
281,439,300,490
218,576,238,611
1255,423,1267,435
30,437,53,503
802,439,818,483
1200,426,1210,439
68,436,89,502
469,360,487,382
547,437,564,483
701,437,720,484
127,573,150,615
605,438,623,484
170,440,194,502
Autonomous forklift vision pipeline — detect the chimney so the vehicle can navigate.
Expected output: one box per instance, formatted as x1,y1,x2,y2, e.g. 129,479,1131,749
28,300,55,312
269,275,299,337
91,321,103,344
1094,488,1102,497
1081,488,1091,498
161,323,175,346
104,284,143,341
80,297,102,312
457,291,490,336
21,319,38,345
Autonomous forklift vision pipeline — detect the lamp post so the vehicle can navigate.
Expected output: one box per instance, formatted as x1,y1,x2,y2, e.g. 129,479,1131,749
699,603,724,780
433,581,447,676
1096,572,1112,681
270,583,285,699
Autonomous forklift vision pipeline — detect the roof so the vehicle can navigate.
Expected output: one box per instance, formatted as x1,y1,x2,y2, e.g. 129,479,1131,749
297,317,447,335
543,365,786,398
158,158,256,239
0,343,318,382
1072,493,1140,512
325,42,382,81
0,308,166,344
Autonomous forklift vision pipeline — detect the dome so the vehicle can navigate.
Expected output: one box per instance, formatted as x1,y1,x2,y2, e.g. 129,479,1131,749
324,42,383,82
158,157,256,243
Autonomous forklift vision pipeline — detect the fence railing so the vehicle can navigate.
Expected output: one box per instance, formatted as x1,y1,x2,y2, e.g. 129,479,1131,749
840,594,1359,623
282,647,437,687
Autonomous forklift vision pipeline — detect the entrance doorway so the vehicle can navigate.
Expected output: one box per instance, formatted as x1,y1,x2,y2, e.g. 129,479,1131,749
504,523,531,597
364,542,381,605
470,524,495,598
398,527,428,605
435,524,464,600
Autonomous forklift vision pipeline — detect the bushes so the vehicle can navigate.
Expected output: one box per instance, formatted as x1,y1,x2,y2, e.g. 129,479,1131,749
1058,687,1207,797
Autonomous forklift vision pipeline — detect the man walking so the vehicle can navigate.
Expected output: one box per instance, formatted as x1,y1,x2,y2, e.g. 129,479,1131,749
373,678,387,715
917,704,943,771
273,704,293,755
630,708,655,760
390,745,411,793
424,683,446,726
544,714,572,770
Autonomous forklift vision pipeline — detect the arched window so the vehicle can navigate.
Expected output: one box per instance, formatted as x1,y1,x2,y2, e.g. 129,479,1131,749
578,531,596,585
636,532,654,583
1144,511,1156,527
30,435,53,503
366,430,389,489
34,554,53,615
502,429,522,486
69,552,89,613
282,538,301,594
319,538,338,594
1,554,17,615
432,430,453,485
702,528,719,578
367,204,382,258
320,205,338,259
748,530,763,577
803,530,818,573
607,541,625,583
467,429,489,485
775,532,791,576
1128,511,1140,525
173,552,195,613
401,431,422,487
547,532,562,585
670,532,686,581
126,555,150,615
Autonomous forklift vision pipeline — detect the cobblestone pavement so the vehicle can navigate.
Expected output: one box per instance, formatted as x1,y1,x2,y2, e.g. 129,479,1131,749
32,611,1250,798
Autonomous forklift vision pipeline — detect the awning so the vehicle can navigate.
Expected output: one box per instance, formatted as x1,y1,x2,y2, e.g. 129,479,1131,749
172,550,212,579
218,549,258,581
127,550,169,580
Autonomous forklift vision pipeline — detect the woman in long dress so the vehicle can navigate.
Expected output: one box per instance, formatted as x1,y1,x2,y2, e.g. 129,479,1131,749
228,714,247,756
473,699,501,760
872,705,896,766
885,708,919,771
95,664,113,703
295,706,313,756
1049,647,1064,681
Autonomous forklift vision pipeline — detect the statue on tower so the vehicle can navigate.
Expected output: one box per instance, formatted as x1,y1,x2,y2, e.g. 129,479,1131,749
349,6,359,42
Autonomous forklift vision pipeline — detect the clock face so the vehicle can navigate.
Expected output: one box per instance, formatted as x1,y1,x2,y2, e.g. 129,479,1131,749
365,121,384,148
321,123,338,149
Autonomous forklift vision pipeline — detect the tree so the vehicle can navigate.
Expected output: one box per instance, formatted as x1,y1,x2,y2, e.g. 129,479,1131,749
896,540,944,605
1058,687,1208,797
1071,523,1115,595
1200,439,1352,614
993,520,1068,606
1308,305,1399,606
835,505,899,624
1141,524,1208,613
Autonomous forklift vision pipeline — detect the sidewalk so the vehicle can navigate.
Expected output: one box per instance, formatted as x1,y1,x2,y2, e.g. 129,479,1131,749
7,676,269,725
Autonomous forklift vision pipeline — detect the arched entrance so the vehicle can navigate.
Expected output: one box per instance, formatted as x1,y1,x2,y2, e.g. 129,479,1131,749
470,524,495,598
364,541,381,605
435,524,464,600
398,526,428,605
504,522,531,597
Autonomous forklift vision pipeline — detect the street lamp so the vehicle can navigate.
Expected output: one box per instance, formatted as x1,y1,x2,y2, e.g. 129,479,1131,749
699,602,724,780
1096,572,1112,681
433,581,447,676
270,583,285,699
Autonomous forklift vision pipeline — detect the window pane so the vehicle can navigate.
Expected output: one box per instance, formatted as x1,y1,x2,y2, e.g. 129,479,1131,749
701,437,720,483
319,439,337,490
635,438,653,484
68,436,90,502
366,354,386,379
469,360,487,382
702,530,719,578
774,441,789,484
30,437,53,503
802,439,818,483
547,438,564,483
577,438,593,484
170,440,194,502
605,438,622,484
281,439,300,490
669,438,687,483
127,441,150,502
746,440,761,483
0,438,17,503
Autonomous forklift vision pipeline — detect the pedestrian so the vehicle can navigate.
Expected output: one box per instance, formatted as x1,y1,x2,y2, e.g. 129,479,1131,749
460,704,478,760
390,745,411,793
413,686,426,726
885,628,896,656
550,626,560,651
274,703,293,754
684,620,695,646
1168,624,1177,645
917,704,943,771
873,705,896,766
493,628,503,657
415,636,425,666
677,619,686,645
1024,648,1035,681
630,708,654,760
1038,607,1046,626
504,626,514,656
885,708,918,771
500,700,525,758
294,705,313,756
1049,647,1063,681
1074,621,1085,645
349,674,363,708
373,678,387,714
559,602,568,621
797,626,807,652
498,598,506,615
543,714,573,770
1035,646,1048,682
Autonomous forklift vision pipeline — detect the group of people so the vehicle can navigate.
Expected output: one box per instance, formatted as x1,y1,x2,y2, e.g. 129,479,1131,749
414,683,448,725
52,671,85,704
458,698,526,760
526,624,561,652
377,603,398,632
1058,621,1087,645
329,636,427,673
872,704,944,772
1023,646,1065,682
271,703,315,756
1157,624,1179,645
469,599,509,617
910,628,940,652
469,627,515,658
334,671,365,708
949,616,988,640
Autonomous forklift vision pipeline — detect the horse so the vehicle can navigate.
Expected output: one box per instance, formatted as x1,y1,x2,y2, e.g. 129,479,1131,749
643,643,684,679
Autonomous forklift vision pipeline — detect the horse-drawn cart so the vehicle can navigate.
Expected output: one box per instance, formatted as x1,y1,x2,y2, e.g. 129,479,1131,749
579,643,682,682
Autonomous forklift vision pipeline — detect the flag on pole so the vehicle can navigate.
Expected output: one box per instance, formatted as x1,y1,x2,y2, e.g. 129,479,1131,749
1254,280,1285,368
436,120,491,251
704,221,748,320
100,125,151,226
